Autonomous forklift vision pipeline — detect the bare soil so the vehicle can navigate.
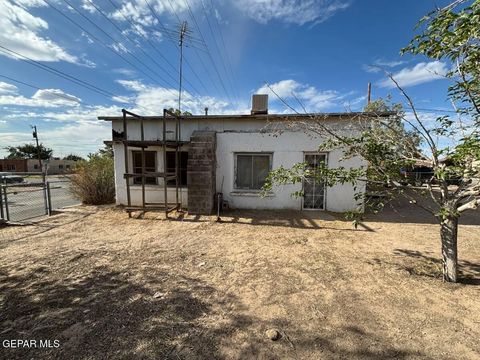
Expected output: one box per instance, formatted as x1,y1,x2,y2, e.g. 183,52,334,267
0,204,479,359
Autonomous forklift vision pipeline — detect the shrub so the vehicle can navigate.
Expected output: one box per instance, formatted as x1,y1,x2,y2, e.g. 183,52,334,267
70,154,115,205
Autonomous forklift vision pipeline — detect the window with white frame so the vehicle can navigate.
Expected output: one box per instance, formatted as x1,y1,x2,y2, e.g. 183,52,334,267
132,151,157,185
234,153,272,190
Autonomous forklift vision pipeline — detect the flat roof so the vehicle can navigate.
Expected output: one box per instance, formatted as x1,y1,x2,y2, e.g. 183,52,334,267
98,111,396,121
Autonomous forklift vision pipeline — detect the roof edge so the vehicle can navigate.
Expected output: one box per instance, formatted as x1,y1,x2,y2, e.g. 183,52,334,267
98,111,396,121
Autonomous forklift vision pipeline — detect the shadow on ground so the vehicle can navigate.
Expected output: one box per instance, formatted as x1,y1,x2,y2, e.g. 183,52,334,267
369,249,480,285
394,249,480,285
0,265,243,359
0,261,424,359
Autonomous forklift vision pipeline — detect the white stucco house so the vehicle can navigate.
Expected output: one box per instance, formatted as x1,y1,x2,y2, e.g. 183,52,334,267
99,96,390,215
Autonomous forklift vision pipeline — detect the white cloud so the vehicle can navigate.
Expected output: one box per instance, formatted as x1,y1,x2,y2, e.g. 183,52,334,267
0,103,124,157
374,59,407,68
111,0,349,29
233,0,351,25
0,0,79,63
116,79,249,115
113,68,137,77
0,121,112,158
378,61,448,88
110,0,192,24
0,87,82,108
81,0,96,13
363,58,408,73
32,89,81,104
257,79,343,111
117,80,148,92
0,82,18,95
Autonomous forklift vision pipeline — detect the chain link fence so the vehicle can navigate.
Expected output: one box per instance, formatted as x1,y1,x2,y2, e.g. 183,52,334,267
48,180,81,211
0,175,80,223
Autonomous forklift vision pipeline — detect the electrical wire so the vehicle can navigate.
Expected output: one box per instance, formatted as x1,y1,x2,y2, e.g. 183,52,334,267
200,0,239,102
183,0,232,102
143,0,211,95
51,0,178,95
86,0,180,87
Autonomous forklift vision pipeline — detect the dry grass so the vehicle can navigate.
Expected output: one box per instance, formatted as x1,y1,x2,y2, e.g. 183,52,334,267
0,204,479,359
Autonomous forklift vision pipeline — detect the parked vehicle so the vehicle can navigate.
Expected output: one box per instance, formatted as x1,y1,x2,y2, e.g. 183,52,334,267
0,172,24,184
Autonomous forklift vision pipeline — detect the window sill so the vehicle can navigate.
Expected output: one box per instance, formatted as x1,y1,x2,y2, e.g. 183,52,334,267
230,191,274,197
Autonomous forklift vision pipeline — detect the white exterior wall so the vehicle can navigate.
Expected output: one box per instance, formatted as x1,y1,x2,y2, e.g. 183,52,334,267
216,132,365,212
111,117,366,212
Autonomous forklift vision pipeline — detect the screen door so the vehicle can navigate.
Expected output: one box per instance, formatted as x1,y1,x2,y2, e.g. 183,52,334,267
303,153,326,210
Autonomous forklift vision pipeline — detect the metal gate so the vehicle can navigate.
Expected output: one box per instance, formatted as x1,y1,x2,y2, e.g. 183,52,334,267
303,153,327,210
0,178,80,222
0,182,48,222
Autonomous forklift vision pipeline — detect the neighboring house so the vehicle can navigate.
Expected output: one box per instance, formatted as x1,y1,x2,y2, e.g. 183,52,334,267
0,159,28,172
100,95,392,214
27,159,77,175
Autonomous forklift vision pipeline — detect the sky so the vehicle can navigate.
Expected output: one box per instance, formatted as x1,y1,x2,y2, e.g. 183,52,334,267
0,0,456,158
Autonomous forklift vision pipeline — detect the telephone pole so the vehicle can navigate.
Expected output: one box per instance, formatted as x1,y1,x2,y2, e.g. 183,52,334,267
32,125,45,182
178,21,188,114
367,82,372,105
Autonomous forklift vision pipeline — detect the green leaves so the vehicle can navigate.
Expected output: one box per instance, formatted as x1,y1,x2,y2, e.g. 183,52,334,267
403,1,480,120
5,143,53,160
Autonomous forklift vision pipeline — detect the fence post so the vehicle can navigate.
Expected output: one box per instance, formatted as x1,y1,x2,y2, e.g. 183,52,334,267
0,185,4,220
46,181,52,216
3,186,9,221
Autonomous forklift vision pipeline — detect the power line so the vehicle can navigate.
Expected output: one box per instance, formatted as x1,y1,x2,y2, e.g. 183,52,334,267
208,0,240,101
143,0,211,95
183,0,232,102
0,47,159,115
111,0,205,98
0,45,117,99
200,0,239,102
160,0,224,97
412,107,459,114
86,0,181,88
0,74,84,105
51,0,178,94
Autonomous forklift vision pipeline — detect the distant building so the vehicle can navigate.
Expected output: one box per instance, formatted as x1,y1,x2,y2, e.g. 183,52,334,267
0,159,28,172
27,159,77,174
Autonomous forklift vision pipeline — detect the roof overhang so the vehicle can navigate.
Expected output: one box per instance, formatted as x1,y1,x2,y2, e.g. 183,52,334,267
98,111,396,122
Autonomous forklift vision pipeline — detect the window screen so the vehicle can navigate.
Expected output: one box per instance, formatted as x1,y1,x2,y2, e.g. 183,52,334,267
132,151,157,185
235,153,271,190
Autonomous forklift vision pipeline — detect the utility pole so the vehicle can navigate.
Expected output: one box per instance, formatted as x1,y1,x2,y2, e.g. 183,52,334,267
32,125,45,182
367,82,372,105
32,125,48,215
178,21,188,114
177,21,188,211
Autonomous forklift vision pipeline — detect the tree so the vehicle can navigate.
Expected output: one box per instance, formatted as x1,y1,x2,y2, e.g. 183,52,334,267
5,143,53,160
167,108,193,116
264,1,479,283
70,149,115,205
64,154,84,161
95,143,113,159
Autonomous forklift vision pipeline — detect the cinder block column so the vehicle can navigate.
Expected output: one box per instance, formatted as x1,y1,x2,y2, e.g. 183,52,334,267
187,131,216,215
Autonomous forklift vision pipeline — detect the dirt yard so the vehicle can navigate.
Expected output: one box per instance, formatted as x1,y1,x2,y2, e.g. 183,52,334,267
0,204,479,359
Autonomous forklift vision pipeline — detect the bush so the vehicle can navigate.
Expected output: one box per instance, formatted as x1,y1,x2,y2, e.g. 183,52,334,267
70,154,115,205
